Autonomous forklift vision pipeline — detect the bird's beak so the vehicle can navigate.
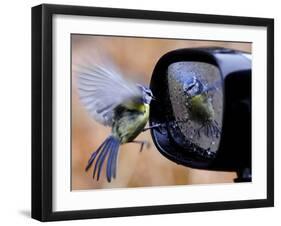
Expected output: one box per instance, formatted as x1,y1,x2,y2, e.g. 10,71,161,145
151,95,158,101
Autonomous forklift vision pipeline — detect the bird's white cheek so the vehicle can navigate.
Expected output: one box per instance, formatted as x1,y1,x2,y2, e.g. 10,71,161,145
147,96,152,104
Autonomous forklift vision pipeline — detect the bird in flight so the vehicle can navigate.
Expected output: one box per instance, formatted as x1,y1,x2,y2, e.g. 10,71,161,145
77,58,154,182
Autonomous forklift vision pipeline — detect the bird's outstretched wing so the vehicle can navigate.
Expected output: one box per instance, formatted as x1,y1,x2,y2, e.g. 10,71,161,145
76,61,142,126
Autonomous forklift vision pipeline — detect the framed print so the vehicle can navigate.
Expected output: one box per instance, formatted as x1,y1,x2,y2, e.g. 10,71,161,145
31,4,274,221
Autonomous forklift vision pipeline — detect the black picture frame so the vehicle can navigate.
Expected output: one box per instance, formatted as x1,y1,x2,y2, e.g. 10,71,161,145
31,3,274,222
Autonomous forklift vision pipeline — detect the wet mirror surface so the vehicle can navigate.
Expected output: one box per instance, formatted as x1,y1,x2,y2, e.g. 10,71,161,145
167,62,223,155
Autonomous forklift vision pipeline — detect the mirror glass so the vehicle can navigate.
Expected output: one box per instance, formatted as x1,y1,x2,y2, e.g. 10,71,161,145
167,62,223,155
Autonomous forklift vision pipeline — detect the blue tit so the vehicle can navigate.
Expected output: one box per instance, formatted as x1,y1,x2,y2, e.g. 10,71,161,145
183,76,221,138
77,61,154,182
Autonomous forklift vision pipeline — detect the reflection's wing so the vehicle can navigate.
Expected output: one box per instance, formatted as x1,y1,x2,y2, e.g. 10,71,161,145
202,79,222,94
77,62,142,126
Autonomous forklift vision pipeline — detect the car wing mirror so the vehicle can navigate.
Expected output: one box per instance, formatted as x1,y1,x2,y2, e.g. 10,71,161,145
149,47,251,182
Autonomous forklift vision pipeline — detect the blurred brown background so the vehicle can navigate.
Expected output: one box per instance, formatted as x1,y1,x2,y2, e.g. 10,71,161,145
71,35,251,190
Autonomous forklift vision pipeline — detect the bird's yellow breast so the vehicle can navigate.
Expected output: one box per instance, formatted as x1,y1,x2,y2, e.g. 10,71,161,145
112,102,150,143
189,94,214,122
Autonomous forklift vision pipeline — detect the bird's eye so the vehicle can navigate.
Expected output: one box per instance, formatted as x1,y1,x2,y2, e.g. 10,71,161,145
185,83,196,91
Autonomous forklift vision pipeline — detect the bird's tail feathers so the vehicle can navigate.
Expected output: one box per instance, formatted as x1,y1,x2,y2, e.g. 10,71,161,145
85,135,120,182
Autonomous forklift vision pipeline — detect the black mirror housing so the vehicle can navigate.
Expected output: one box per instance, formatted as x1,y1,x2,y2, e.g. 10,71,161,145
149,47,251,180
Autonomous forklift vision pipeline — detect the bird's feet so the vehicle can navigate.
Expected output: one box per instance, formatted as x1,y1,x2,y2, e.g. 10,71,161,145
142,123,171,135
142,123,163,132
195,120,221,139
130,140,151,152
